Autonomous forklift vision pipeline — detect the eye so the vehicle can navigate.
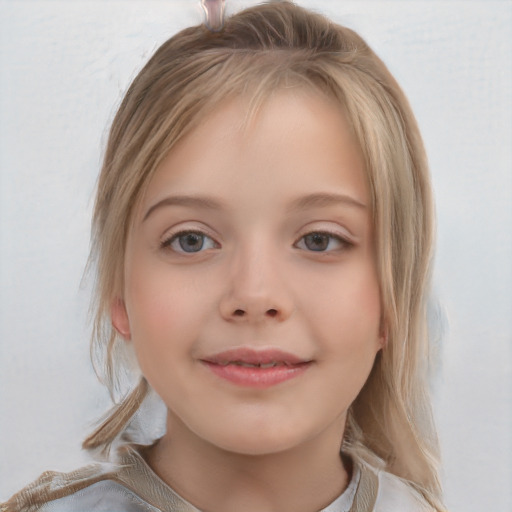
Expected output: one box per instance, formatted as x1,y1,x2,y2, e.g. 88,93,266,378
295,231,351,252
161,230,219,253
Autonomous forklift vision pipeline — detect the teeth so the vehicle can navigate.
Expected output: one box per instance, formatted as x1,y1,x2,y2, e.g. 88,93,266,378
209,360,292,368
231,361,280,368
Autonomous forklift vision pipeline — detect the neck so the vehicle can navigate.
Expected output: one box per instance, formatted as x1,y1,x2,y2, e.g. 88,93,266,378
145,412,349,512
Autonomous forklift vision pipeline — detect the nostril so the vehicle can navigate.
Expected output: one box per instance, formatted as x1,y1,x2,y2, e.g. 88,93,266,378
266,309,278,318
234,309,245,316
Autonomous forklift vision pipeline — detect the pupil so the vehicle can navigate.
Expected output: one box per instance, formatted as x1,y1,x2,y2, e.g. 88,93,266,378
179,233,204,252
305,233,329,251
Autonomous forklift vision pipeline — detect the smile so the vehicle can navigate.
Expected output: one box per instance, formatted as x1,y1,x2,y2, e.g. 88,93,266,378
200,347,312,388
219,361,288,368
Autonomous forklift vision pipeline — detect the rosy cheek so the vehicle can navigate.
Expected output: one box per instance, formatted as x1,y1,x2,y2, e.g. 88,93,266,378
309,284,380,349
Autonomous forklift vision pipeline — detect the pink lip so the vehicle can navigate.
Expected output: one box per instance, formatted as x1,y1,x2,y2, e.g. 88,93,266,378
201,348,312,389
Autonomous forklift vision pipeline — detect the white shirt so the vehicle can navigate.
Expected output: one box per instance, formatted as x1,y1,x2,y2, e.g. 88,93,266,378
2,444,431,512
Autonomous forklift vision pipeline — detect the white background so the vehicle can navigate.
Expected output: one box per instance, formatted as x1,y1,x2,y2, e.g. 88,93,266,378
1,1,511,510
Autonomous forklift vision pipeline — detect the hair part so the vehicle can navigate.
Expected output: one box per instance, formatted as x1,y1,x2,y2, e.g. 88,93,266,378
84,3,443,509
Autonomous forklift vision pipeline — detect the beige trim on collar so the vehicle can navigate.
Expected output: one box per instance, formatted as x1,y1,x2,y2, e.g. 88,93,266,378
349,461,378,512
2,443,379,512
115,444,379,512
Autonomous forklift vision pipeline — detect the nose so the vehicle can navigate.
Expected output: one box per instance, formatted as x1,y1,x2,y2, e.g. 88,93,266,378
219,243,293,323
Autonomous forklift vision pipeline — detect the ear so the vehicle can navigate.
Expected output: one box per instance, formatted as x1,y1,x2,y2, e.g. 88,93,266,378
111,298,131,340
378,317,389,349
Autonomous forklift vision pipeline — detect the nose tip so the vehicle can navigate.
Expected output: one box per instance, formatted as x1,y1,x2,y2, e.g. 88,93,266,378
219,246,293,323
220,290,292,323
232,307,279,319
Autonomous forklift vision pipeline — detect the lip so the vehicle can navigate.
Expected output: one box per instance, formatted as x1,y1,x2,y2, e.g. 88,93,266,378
200,347,312,389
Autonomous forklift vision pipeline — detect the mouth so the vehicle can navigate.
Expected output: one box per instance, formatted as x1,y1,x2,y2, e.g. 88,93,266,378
200,347,312,388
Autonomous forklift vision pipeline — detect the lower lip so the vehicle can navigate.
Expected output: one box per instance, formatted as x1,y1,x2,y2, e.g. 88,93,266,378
202,362,311,389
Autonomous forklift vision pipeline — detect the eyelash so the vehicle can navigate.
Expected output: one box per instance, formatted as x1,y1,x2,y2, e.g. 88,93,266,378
294,230,353,253
160,230,219,254
160,229,353,255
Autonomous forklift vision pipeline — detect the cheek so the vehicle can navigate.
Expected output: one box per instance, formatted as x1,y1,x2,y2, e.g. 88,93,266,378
300,262,382,354
123,258,219,357
123,263,188,359
127,285,182,339
124,271,196,396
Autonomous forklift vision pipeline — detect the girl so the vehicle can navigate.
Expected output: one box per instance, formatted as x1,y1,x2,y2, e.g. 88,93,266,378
2,2,445,511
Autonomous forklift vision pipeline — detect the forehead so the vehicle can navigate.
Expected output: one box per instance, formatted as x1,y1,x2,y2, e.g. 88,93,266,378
139,88,368,216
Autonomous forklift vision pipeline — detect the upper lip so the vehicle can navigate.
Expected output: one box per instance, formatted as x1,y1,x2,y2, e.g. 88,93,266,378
201,347,310,366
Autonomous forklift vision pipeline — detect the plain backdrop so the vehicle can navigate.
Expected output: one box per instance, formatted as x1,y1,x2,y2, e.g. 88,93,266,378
1,1,511,511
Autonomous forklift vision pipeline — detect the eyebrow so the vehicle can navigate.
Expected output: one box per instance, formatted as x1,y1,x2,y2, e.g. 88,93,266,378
143,195,226,222
143,191,367,222
288,192,367,211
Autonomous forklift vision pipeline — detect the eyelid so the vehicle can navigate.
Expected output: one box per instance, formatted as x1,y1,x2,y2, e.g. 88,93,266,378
159,224,221,251
160,221,218,240
295,232,350,250
296,223,356,243
293,223,358,253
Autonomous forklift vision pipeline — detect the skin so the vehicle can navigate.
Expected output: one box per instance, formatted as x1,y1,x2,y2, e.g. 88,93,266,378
112,89,384,512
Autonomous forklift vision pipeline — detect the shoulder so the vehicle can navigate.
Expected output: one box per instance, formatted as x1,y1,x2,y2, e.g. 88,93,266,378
1,444,201,512
373,467,433,512
1,462,157,512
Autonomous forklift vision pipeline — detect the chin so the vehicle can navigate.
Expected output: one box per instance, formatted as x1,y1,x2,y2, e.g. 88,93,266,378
204,421,312,457
217,438,301,457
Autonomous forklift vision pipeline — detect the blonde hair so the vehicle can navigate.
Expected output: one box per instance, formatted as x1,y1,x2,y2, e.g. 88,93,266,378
84,2,443,509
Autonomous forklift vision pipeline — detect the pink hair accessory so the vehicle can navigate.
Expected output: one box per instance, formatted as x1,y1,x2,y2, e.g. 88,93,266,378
201,0,226,32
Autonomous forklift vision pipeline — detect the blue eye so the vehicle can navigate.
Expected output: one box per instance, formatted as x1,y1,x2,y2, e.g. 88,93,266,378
162,231,218,253
296,232,350,252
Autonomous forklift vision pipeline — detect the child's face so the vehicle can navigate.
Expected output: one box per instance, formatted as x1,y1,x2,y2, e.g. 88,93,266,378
113,90,383,456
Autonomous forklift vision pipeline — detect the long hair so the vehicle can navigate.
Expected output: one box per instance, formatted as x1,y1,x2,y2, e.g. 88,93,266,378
84,2,442,509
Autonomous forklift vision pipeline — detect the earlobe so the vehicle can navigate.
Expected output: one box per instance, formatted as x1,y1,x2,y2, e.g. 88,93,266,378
111,298,131,340
378,318,389,349
379,331,388,349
